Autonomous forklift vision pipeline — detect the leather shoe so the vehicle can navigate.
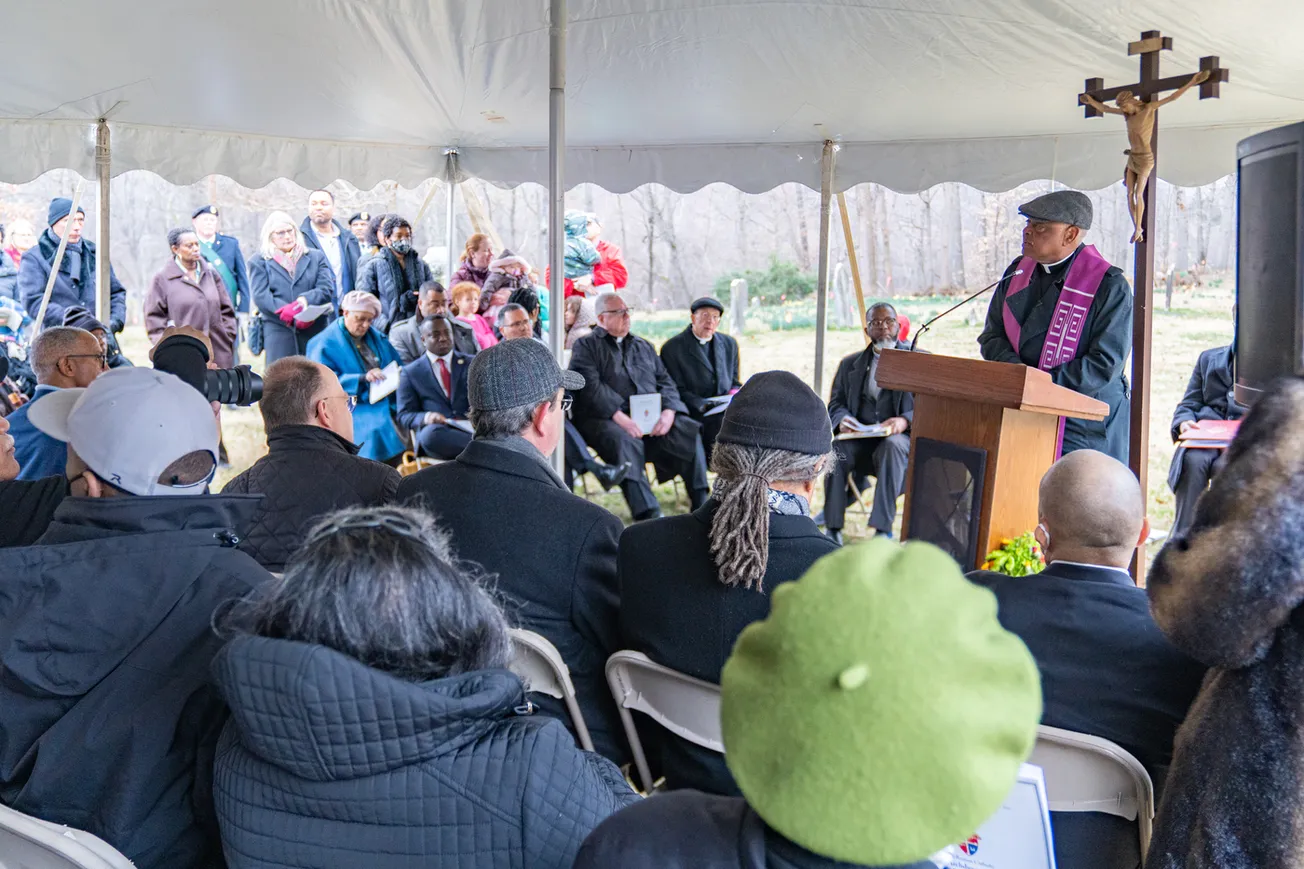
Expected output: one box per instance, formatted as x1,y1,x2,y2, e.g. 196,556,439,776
826,529,843,546
591,461,630,491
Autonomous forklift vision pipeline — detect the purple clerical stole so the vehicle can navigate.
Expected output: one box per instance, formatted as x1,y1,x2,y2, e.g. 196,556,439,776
1001,244,1113,454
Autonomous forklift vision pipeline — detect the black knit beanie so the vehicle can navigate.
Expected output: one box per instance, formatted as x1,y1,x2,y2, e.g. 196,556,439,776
716,371,832,456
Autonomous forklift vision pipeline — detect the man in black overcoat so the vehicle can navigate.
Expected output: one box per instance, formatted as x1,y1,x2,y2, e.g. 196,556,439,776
569,292,709,521
823,302,914,544
395,338,629,763
977,190,1133,464
1167,343,1239,537
659,296,742,461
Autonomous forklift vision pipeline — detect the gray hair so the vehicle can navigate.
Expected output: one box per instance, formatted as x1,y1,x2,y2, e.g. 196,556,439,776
709,442,833,591
31,326,98,382
469,395,556,440
222,505,512,682
595,292,621,316
496,303,528,328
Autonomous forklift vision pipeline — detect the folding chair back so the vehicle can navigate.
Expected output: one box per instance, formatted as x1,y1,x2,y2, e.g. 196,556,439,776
0,803,134,869
1030,725,1156,858
508,629,594,751
605,650,723,792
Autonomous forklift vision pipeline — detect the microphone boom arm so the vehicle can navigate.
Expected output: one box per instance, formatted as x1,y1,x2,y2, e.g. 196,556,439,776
908,272,1019,352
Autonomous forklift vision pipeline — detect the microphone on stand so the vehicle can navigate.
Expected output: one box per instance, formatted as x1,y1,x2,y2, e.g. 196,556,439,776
909,270,1023,352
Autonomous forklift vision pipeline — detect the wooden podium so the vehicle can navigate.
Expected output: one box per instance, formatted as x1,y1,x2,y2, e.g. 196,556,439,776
876,350,1109,569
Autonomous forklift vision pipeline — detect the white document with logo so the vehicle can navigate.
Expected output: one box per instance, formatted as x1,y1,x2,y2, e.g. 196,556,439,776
368,361,401,404
630,393,662,435
294,302,334,324
930,764,1056,869
447,418,474,434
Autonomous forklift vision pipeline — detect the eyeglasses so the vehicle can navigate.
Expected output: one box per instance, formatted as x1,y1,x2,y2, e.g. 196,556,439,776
321,394,358,411
602,307,631,318
64,352,108,367
867,318,897,329
560,395,574,413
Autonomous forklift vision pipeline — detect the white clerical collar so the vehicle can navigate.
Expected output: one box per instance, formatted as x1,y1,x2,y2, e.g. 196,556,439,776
697,335,712,346
1040,248,1077,272
614,335,625,345
1049,559,1134,581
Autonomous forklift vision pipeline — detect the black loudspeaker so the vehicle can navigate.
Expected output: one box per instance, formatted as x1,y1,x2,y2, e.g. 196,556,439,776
1235,122,1304,406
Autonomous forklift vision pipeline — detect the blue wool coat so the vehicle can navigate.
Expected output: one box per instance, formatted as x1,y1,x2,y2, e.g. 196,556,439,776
8,385,68,481
307,321,405,462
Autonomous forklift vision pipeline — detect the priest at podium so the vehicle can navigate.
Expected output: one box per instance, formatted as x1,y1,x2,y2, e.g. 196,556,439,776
977,190,1133,464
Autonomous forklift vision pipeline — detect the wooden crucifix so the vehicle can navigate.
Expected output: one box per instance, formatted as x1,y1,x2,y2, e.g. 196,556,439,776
1078,31,1228,577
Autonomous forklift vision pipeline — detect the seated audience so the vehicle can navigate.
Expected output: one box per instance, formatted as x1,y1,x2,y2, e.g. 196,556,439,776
356,214,433,333
307,290,405,463
0,367,266,869
451,279,498,349
569,292,709,521
222,357,400,571
145,227,239,367
389,280,477,363
576,539,1041,868
397,315,474,459
0,410,66,548
63,305,132,368
497,301,537,342
659,296,742,461
565,294,597,349
968,450,1206,869
7,326,105,480
1168,342,1239,537
1146,378,1304,869
480,248,535,320
451,232,493,288
509,285,547,338
824,302,914,543
396,338,629,762
619,371,836,794
248,210,336,364
213,504,637,868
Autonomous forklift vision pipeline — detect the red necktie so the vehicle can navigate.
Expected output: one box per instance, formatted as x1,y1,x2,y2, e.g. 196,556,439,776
438,358,452,398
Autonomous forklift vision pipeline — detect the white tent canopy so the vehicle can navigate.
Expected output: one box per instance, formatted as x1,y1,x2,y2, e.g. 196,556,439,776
2,0,1301,193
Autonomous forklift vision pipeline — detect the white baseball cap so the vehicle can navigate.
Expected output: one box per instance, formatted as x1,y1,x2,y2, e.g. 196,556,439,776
29,367,219,496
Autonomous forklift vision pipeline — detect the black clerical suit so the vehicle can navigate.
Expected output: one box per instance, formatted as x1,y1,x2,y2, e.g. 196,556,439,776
978,246,1133,463
1168,344,1239,537
659,326,742,460
824,341,914,534
968,561,1206,869
569,327,709,519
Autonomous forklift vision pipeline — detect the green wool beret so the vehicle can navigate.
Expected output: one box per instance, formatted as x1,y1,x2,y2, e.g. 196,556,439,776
721,539,1042,865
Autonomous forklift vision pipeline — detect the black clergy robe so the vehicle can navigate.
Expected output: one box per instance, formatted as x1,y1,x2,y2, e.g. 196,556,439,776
978,245,1133,463
659,326,741,458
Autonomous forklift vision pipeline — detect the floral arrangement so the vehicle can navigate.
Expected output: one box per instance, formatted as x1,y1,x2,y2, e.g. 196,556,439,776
982,531,1045,577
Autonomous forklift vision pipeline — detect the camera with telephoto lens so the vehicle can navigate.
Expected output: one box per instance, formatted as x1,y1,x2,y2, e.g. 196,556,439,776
152,332,263,406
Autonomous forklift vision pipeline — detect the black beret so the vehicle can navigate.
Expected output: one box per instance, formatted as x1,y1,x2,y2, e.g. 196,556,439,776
691,297,725,315
192,205,219,219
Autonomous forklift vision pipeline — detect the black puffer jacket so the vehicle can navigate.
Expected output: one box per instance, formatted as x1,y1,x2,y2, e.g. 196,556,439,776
212,635,639,869
221,425,400,571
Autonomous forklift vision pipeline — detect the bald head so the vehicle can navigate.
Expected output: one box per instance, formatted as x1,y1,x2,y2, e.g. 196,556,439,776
1038,450,1147,569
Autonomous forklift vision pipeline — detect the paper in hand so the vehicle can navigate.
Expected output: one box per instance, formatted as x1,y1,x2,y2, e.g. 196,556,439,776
630,393,662,435
294,303,334,324
703,394,734,417
368,361,401,404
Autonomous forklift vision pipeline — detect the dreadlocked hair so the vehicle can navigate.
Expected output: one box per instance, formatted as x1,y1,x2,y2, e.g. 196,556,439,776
708,442,833,591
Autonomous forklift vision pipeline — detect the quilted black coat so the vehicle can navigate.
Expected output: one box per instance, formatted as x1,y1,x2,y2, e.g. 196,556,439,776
220,425,400,571
211,634,639,869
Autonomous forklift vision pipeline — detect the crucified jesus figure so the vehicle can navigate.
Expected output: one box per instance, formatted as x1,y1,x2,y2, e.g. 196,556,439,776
1081,69,1210,243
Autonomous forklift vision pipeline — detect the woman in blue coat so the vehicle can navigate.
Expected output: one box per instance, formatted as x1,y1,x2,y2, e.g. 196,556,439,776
248,211,336,364
307,290,405,463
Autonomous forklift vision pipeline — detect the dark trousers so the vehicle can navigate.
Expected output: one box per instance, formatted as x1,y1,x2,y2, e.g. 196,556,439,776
262,318,323,364
696,411,725,465
823,433,910,533
417,423,473,459
564,419,597,487
1172,447,1223,537
576,417,710,518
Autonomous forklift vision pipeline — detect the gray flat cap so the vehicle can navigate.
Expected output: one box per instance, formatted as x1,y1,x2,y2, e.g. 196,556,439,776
468,337,585,412
1018,190,1093,230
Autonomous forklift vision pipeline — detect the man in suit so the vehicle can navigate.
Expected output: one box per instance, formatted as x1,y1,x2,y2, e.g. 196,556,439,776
8,326,106,481
1168,343,1240,537
569,292,710,521
396,338,628,763
823,302,914,544
396,316,473,459
659,296,742,461
968,450,1206,869
300,189,361,305
978,190,1133,463
191,204,251,327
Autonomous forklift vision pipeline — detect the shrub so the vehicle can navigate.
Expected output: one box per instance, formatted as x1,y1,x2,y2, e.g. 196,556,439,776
713,256,816,305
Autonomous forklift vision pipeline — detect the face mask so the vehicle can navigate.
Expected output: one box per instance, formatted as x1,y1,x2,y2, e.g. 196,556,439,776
391,239,413,255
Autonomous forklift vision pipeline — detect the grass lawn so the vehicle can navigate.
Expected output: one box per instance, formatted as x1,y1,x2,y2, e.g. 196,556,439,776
117,281,1234,564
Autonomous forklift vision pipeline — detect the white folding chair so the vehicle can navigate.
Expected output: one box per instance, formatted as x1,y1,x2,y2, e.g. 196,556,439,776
605,650,723,793
0,803,134,869
508,629,594,752
1030,725,1156,860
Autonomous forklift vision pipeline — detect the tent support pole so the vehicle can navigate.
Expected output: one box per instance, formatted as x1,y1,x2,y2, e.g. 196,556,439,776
813,140,836,396
95,120,111,326
548,0,567,478
444,151,458,286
